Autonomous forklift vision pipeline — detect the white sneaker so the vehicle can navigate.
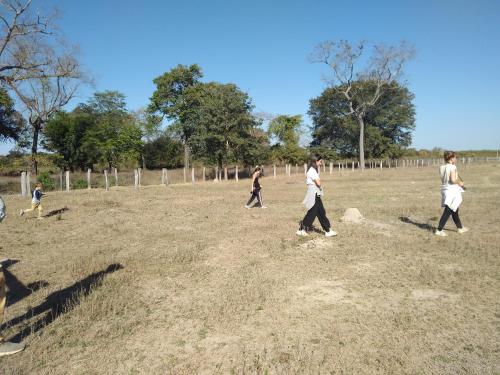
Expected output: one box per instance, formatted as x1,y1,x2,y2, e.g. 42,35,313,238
244,205,250,209
19,209,24,216
260,206,268,209
457,227,469,234
434,229,447,237
296,229,308,236
325,230,338,237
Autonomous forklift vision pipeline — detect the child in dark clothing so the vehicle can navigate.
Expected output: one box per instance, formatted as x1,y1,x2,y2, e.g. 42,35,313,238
245,166,267,209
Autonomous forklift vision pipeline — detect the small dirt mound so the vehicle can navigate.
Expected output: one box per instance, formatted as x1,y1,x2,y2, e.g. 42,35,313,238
340,208,364,223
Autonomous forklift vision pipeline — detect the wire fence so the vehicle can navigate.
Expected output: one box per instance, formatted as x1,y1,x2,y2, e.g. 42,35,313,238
1,156,499,196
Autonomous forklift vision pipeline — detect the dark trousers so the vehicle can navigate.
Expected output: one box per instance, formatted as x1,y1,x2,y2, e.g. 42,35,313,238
246,190,263,207
301,195,331,232
438,205,463,230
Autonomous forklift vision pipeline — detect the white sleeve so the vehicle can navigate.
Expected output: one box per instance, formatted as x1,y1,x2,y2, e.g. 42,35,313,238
307,168,319,181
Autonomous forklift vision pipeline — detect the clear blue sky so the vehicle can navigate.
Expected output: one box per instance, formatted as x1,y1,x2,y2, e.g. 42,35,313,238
2,0,499,154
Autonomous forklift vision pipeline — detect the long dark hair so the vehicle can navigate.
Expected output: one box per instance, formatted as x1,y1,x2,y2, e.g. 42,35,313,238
308,154,322,172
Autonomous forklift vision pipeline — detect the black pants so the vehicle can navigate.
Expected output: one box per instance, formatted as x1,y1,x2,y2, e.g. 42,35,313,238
301,195,331,232
438,205,463,230
246,190,263,207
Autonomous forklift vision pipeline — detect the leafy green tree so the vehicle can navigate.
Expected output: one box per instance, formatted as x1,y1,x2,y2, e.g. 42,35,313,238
184,82,263,168
43,111,95,170
44,91,143,170
149,64,203,169
309,81,415,159
268,115,308,164
142,134,183,169
0,88,24,143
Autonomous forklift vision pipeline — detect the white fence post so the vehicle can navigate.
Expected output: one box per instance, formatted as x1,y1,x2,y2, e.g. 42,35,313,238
224,166,228,181
329,162,333,174
21,172,26,197
183,167,187,183
26,171,31,195
114,167,118,187
192,167,195,184
235,165,239,182
203,167,206,182
304,163,307,176
104,170,109,191
87,168,91,189
65,171,70,191
273,164,276,179
134,169,139,190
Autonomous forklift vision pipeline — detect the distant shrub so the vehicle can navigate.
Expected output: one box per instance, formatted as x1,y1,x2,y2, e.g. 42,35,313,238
37,171,55,191
72,179,88,190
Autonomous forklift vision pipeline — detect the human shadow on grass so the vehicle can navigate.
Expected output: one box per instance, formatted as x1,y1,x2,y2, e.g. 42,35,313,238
399,216,435,232
1,263,123,343
43,207,69,218
1,259,49,307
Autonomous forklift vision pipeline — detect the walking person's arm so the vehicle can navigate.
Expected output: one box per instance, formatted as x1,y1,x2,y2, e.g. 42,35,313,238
450,169,464,187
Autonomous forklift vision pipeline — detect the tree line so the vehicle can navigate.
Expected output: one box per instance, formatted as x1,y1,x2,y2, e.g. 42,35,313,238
0,0,417,174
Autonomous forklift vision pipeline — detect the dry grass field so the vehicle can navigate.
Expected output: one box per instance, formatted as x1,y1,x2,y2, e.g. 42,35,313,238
1,164,499,374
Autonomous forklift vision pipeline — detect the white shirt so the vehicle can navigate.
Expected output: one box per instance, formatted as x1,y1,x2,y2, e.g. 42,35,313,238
306,167,320,185
439,163,456,187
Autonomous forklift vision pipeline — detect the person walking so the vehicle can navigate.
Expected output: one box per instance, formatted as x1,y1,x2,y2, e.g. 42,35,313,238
245,166,267,209
297,155,337,237
435,151,469,236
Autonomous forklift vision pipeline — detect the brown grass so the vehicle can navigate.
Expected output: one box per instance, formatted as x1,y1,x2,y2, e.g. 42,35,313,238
1,164,499,374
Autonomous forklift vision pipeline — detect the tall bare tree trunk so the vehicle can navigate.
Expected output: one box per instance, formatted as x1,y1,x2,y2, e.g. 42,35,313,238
357,115,365,170
184,143,190,170
31,123,41,175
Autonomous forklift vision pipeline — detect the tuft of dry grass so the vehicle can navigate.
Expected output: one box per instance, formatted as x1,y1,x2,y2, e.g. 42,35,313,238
0,164,499,374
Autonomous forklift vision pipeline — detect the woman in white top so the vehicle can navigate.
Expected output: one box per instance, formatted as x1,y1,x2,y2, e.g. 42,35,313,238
297,155,337,237
435,151,469,236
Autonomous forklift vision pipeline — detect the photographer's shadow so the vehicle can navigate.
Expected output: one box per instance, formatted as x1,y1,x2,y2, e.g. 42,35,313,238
1,263,123,343
1,259,49,307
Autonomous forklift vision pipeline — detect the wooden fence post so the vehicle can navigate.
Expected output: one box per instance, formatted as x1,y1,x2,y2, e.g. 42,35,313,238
191,167,195,184
224,166,228,181
138,168,142,186
203,167,206,182
273,164,276,179
59,170,63,191
104,170,109,191
329,162,333,174
87,168,91,189
235,165,239,181
21,172,26,197
134,169,139,190
65,171,70,191
183,167,187,183
114,168,118,187
352,161,354,172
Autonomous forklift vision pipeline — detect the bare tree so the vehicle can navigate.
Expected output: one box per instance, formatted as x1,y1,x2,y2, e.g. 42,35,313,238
0,0,58,84
310,40,415,168
8,53,84,173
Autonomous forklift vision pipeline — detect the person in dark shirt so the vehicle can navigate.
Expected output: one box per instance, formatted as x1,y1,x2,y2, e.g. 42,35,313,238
245,166,267,209
20,182,44,219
